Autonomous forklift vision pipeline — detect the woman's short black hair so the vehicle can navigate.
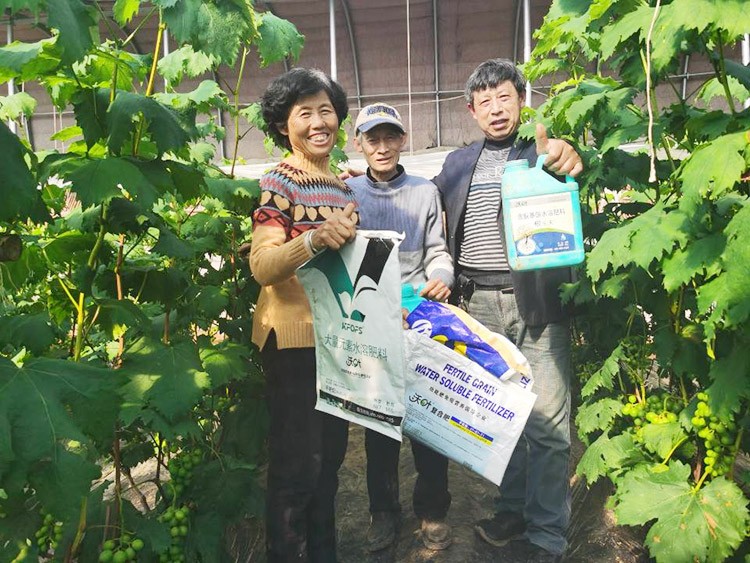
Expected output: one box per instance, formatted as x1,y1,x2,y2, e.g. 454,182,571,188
260,68,349,151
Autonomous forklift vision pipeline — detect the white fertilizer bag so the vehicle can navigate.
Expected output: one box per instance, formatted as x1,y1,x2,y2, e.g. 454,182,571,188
403,330,537,485
297,230,405,441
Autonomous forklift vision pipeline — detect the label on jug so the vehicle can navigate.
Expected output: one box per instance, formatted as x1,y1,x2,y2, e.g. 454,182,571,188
508,193,577,256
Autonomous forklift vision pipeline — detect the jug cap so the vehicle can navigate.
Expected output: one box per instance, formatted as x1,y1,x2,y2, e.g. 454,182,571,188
401,283,426,312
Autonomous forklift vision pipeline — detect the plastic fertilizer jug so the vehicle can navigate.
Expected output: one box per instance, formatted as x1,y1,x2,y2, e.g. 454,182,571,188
501,155,584,271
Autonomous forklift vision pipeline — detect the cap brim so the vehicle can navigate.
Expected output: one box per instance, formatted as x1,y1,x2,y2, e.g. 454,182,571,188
357,117,405,134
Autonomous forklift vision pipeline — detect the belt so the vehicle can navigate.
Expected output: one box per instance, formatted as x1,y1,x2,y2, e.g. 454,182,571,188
474,283,514,294
456,274,515,304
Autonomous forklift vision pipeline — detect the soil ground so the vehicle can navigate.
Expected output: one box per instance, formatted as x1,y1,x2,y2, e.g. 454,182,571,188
229,424,652,563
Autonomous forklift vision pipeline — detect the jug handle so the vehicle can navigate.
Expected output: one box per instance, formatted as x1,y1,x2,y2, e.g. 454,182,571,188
535,154,577,184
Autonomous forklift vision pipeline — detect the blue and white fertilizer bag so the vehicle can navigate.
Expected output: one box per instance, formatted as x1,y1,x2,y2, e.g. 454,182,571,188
297,230,406,441
402,295,536,485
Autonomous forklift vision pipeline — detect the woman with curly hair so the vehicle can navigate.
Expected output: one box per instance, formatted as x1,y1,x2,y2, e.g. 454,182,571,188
249,67,358,563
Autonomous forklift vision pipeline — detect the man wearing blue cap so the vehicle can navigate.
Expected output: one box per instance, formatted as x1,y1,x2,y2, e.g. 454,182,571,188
346,102,455,552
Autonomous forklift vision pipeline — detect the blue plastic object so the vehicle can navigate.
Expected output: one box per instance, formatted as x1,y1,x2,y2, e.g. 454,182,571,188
501,155,584,270
401,283,426,312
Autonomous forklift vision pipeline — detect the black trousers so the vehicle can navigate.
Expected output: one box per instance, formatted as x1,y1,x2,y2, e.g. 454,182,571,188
263,335,349,563
365,428,451,520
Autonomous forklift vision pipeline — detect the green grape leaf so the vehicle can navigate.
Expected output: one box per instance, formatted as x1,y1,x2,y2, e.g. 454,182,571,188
698,204,750,338
0,356,120,502
0,313,55,355
0,245,45,292
697,76,750,106
597,272,629,299
565,90,608,130
0,92,36,121
587,203,688,281
117,266,189,306
41,231,96,264
72,87,111,149
113,0,141,25
576,432,641,484
0,0,45,16
615,461,749,563
0,38,59,82
255,11,305,66
199,342,251,389
107,91,192,156
662,234,725,293
150,227,196,258
599,3,650,61
62,157,159,208
0,121,45,223
205,176,260,208
186,79,224,105
586,219,638,282
189,141,216,163
684,110,733,143
155,80,226,110
119,337,211,423
576,398,622,435
707,346,750,418
239,102,264,130
167,160,205,200
50,125,83,142
28,445,101,522
725,59,750,91
118,440,154,469
580,342,623,398
158,45,216,86
653,325,708,380
95,298,151,339
219,384,268,463
640,421,687,459
627,205,689,270
190,458,261,520
193,285,229,319
680,132,747,207
704,0,750,37
161,0,201,42
163,0,251,65
47,0,97,65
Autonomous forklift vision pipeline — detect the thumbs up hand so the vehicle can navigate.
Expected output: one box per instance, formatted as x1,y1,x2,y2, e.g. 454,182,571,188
535,123,583,177
310,202,358,250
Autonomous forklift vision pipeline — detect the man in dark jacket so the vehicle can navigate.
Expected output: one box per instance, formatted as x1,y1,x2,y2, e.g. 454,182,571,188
432,58,582,563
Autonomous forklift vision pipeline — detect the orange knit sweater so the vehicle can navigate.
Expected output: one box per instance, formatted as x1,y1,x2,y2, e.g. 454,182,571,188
249,158,358,350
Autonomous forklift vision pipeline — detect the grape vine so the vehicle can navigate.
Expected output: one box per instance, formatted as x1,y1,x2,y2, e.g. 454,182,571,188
0,0,300,561
524,0,750,561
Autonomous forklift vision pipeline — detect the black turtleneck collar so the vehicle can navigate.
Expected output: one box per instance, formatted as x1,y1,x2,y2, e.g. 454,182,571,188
483,132,517,151
366,164,405,184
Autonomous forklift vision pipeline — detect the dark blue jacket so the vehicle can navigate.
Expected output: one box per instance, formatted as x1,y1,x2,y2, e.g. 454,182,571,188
433,136,573,326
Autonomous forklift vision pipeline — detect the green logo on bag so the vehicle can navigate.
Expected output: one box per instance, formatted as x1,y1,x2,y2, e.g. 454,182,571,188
307,238,394,321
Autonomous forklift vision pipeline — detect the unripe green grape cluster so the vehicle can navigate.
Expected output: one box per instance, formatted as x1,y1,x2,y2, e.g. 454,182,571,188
98,534,145,562
691,392,737,478
157,505,190,563
167,448,203,499
35,510,63,556
621,392,679,442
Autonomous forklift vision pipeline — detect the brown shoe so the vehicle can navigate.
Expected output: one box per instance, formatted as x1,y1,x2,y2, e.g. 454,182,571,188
366,511,399,552
419,519,452,550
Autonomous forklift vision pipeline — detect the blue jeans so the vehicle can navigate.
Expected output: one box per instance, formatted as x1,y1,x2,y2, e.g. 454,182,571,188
465,289,571,555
